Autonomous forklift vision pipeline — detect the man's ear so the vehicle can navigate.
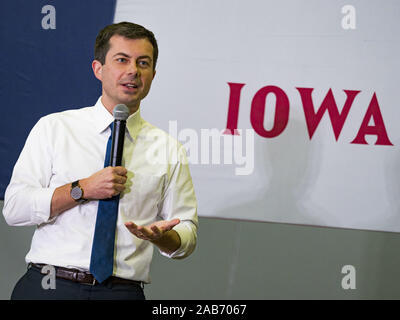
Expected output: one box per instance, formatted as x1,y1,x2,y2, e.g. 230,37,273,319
152,69,156,80
92,60,103,81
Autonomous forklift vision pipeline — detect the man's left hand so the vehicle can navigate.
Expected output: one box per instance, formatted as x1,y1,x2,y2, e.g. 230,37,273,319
124,218,180,241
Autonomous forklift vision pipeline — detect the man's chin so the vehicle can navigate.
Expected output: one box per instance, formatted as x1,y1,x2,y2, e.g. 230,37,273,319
115,98,141,113
117,96,140,107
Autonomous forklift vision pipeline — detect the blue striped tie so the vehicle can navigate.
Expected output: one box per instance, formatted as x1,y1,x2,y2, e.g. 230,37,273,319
89,123,120,283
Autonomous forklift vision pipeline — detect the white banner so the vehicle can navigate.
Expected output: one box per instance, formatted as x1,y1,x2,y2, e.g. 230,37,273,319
115,0,400,232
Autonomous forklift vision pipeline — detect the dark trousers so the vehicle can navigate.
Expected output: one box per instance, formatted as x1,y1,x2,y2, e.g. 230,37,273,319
11,265,146,300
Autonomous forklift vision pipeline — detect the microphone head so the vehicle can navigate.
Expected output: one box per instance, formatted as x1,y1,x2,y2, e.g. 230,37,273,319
113,104,130,120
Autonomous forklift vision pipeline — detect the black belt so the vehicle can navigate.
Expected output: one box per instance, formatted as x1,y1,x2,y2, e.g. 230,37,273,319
29,263,143,287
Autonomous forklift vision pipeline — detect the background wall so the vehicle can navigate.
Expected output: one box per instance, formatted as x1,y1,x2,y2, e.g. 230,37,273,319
2,0,400,300
127,0,400,233
2,200,400,300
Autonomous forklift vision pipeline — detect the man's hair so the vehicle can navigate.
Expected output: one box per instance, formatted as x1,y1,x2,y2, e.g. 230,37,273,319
94,21,158,69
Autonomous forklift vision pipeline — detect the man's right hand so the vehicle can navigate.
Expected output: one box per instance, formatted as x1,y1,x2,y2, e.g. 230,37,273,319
50,166,128,219
80,166,128,200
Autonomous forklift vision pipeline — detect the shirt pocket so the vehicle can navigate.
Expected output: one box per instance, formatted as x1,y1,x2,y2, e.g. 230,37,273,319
121,172,165,220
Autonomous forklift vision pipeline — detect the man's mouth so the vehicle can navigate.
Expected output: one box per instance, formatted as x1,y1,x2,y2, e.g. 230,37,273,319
122,83,139,89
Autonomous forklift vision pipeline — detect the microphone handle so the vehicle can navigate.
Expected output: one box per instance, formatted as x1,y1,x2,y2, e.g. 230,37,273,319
110,119,126,167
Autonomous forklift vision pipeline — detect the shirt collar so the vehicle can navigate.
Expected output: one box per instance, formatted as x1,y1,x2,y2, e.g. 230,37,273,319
126,106,143,141
92,97,143,140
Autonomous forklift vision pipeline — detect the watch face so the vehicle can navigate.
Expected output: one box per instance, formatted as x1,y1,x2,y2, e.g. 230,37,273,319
71,186,83,200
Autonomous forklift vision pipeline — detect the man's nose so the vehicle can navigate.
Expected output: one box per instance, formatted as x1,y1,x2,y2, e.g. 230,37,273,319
127,62,140,77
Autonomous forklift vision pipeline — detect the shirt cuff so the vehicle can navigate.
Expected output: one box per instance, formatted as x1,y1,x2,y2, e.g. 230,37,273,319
158,221,196,259
31,187,57,225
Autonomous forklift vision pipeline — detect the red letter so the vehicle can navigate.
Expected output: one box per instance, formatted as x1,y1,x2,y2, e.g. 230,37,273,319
223,82,245,135
250,85,289,138
297,88,360,140
351,93,393,146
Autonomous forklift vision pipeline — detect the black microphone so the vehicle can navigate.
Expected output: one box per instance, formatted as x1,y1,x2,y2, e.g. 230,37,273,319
110,104,130,167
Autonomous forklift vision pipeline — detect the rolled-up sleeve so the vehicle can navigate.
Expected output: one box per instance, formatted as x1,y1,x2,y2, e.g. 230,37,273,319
3,117,56,226
158,144,198,259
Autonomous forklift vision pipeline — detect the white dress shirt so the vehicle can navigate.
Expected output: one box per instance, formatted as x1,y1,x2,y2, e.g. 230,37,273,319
3,97,198,283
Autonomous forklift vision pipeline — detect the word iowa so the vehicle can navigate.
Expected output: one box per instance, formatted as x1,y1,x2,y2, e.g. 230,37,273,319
225,83,393,146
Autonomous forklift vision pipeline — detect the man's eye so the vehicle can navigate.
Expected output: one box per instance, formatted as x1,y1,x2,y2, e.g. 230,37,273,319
138,61,149,67
116,58,127,62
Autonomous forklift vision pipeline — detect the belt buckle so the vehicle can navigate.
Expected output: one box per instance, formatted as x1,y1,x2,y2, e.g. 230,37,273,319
88,273,98,286
72,271,79,282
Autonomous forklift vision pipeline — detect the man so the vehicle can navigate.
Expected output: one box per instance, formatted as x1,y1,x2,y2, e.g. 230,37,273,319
3,22,198,300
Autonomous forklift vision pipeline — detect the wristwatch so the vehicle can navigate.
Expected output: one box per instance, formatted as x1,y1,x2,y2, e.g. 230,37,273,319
70,180,88,204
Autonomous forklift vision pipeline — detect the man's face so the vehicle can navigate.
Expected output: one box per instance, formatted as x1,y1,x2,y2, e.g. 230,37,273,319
93,35,156,114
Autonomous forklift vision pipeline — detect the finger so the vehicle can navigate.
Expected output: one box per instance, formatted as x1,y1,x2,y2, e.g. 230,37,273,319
124,221,138,232
151,225,162,237
113,183,126,195
120,175,127,184
125,221,136,227
113,166,128,176
137,226,154,238
111,174,127,184
136,230,150,240
164,218,180,230
116,176,127,186
125,223,150,240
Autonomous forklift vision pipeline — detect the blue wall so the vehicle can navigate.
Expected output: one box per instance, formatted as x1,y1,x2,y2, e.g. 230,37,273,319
0,0,116,198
